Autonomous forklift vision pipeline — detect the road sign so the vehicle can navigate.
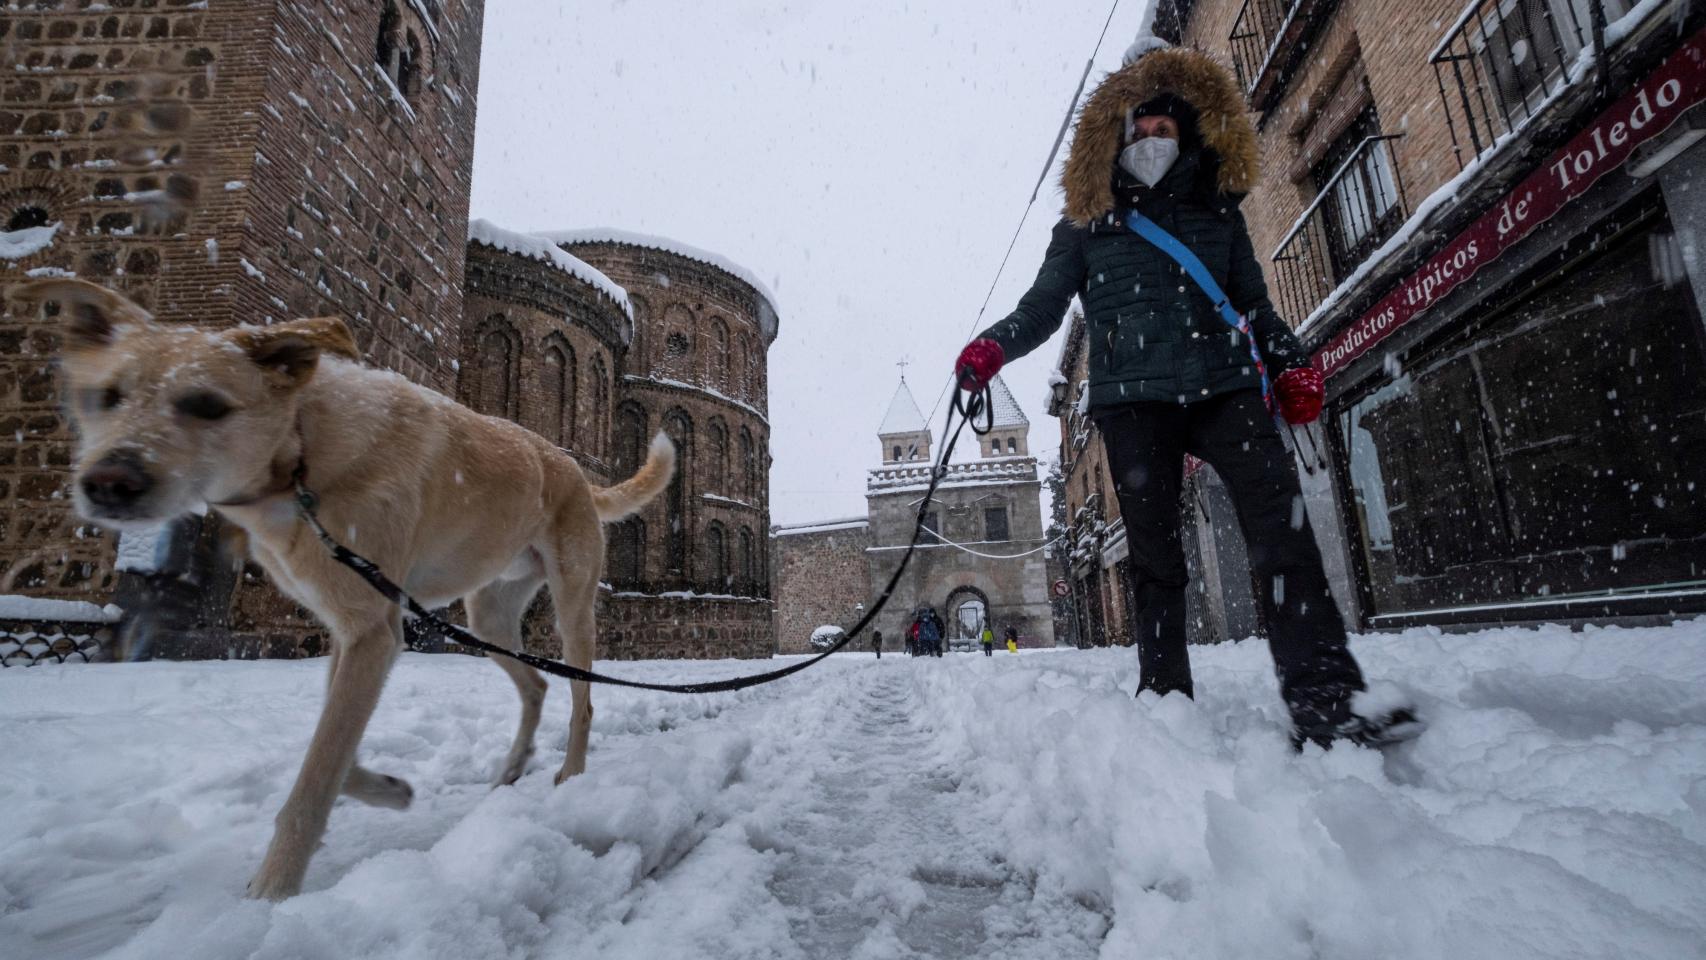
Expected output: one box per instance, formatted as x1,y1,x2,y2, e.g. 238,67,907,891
1051,579,1070,598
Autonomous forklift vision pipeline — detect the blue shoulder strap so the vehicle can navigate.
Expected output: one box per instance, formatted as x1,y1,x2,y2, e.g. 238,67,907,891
1123,210,1271,404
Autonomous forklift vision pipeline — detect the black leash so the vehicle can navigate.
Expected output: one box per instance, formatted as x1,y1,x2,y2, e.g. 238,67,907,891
290,376,995,695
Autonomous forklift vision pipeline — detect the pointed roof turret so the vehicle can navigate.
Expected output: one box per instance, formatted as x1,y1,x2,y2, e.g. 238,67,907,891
987,375,1028,429
879,379,927,436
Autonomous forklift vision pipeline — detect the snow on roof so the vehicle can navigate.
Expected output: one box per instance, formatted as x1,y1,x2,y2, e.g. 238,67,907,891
772,517,869,536
539,227,781,340
987,375,1028,429
878,379,927,437
467,219,634,339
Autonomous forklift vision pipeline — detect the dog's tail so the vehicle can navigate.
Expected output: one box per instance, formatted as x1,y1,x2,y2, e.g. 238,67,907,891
593,432,676,522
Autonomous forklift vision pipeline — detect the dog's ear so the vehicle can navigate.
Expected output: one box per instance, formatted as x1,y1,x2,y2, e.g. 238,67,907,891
232,316,360,388
6,279,153,350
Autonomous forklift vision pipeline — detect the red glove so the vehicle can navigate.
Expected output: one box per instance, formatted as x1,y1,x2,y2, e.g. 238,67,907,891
1274,367,1324,425
956,338,1005,391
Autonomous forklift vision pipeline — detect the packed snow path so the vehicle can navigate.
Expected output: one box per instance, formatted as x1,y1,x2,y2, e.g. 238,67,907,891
3,621,1706,959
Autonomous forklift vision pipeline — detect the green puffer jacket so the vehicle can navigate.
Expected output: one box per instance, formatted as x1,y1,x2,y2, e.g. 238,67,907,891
975,43,1308,412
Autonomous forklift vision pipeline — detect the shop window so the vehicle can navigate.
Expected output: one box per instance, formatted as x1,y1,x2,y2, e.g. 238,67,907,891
1338,198,1706,618
984,507,1010,542
1311,103,1402,281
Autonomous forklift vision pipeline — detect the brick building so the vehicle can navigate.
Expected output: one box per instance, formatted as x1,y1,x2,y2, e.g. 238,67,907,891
1054,0,1706,642
772,376,1056,655
1,1,779,663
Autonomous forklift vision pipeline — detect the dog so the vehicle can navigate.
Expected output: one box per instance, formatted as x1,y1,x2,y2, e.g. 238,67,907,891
11,278,675,900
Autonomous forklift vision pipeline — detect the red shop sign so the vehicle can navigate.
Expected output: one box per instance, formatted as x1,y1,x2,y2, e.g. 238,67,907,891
1315,25,1706,379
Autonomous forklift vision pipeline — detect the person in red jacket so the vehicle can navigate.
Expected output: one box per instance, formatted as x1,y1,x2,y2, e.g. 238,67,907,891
954,35,1419,751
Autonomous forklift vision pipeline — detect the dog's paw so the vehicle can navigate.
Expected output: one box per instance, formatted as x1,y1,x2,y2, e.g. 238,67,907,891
344,766,414,810
493,746,534,788
245,866,303,902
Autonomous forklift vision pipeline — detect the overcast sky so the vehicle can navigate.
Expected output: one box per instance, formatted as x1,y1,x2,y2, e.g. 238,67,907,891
470,0,1157,525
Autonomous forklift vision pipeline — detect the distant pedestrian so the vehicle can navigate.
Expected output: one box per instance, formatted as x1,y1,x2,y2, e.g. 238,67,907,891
981,625,994,657
872,629,883,659
919,615,942,659
907,620,920,656
1004,625,1019,654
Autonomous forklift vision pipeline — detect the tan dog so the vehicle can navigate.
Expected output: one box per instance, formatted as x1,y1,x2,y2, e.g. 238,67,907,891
12,278,674,900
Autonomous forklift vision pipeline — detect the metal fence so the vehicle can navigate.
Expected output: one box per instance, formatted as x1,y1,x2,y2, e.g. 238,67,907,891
1230,0,1297,94
1430,0,1624,167
1272,135,1410,323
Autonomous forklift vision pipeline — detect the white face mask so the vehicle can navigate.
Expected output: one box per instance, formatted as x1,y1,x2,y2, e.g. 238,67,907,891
1119,136,1180,188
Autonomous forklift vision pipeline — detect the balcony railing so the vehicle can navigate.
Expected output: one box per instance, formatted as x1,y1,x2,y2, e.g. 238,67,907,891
1230,0,1337,111
1431,0,1628,167
1271,135,1410,322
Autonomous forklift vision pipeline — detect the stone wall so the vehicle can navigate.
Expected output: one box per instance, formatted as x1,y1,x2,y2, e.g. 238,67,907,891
770,521,872,654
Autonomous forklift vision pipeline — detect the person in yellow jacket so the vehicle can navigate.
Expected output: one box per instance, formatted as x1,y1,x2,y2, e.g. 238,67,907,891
1004,625,1019,654
980,625,995,657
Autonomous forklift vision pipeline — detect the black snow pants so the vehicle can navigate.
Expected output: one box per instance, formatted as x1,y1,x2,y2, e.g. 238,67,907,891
1092,389,1364,725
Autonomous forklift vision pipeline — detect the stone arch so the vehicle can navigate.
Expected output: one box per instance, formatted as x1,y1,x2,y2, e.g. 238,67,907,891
591,353,609,458
703,520,728,592
613,401,648,474
660,303,695,381
708,316,730,392
943,584,992,643
661,408,694,576
736,525,757,593
706,417,729,495
541,333,576,448
737,426,756,501
608,516,645,589
375,0,429,101
472,314,520,421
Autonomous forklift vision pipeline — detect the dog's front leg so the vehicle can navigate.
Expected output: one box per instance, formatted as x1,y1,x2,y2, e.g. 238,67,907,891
248,616,400,900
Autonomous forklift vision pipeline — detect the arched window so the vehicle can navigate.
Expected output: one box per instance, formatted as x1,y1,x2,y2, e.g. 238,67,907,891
591,355,608,457
707,419,728,495
732,339,747,400
892,445,902,461
613,403,647,474
473,316,519,421
704,521,727,592
663,409,693,575
375,0,426,101
710,318,730,392
541,336,575,447
738,527,755,593
608,517,645,589
1008,437,1017,454
738,428,755,500
742,429,760,502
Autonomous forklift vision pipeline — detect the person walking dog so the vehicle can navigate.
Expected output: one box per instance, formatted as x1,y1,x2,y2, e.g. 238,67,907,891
952,36,1420,750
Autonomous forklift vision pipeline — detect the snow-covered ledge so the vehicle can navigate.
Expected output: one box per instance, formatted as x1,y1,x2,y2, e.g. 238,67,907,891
0,594,124,623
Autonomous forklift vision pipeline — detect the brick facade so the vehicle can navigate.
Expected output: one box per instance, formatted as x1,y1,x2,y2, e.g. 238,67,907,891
559,240,778,660
1,0,484,648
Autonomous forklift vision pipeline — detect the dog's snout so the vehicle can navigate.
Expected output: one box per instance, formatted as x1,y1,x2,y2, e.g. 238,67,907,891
81,452,153,510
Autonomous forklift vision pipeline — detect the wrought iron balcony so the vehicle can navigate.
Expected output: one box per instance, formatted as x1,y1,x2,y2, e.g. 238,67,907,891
1271,135,1410,323
1230,0,1338,111
1430,0,1628,167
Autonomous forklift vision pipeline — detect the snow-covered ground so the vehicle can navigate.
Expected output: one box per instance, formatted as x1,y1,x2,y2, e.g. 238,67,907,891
3,621,1704,959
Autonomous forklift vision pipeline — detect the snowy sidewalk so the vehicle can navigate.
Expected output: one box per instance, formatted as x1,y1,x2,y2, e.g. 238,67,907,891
3,622,1705,959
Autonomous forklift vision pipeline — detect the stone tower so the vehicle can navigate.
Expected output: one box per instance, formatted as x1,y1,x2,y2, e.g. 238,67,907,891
878,378,931,465
979,376,1029,459
1,0,485,656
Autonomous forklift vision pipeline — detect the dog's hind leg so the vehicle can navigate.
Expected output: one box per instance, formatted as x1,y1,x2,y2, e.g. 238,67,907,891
467,573,548,787
549,565,600,786
248,607,401,901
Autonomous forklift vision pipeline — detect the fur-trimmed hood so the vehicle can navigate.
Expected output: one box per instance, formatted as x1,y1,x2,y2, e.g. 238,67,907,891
1062,46,1259,226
